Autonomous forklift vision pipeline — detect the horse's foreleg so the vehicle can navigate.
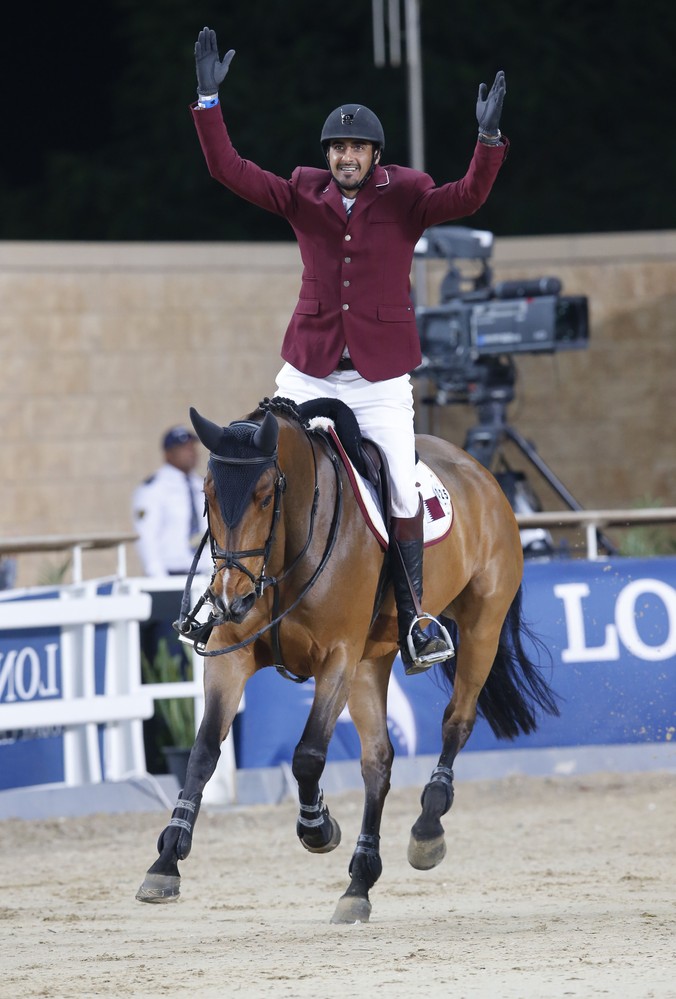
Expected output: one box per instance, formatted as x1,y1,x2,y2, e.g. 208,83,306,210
291,660,356,856
136,657,250,903
295,785,342,854
331,656,394,924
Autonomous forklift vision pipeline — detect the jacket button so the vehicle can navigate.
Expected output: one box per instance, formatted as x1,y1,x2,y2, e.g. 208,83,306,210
344,234,352,241
342,303,350,310
344,256,351,263
343,280,350,287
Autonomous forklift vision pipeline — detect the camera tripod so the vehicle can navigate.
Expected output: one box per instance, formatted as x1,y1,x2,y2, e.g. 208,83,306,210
423,357,617,556
465,399,581,507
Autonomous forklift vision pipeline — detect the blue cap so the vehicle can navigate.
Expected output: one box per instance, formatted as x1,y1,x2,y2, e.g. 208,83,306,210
162,426,197,450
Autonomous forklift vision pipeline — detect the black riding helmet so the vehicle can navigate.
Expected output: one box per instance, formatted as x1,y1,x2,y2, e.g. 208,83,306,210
320,105,385,189
320,104,385,155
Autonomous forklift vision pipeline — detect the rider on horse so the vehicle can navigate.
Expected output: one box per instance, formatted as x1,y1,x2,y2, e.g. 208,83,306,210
191,27,508,673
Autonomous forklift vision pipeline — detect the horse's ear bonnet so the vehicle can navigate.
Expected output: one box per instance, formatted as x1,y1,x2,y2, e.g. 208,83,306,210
190,408,279,528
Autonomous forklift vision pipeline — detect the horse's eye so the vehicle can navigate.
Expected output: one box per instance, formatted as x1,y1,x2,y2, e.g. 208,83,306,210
261,495,273,509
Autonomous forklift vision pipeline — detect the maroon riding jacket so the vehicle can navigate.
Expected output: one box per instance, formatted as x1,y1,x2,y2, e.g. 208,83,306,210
192,104,509,382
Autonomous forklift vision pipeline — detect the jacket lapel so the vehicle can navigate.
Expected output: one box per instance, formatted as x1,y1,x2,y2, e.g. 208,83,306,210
321,180,348,222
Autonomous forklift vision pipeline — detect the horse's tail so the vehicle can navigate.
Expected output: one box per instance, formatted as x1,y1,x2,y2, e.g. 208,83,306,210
439,586,560,740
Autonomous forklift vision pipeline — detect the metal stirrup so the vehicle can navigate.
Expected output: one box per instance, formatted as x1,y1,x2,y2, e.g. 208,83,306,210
405,613,455,668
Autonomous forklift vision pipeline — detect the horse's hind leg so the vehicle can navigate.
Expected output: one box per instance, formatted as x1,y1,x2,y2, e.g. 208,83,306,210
408,581,509,871
331,655,394,924
136,659,250,903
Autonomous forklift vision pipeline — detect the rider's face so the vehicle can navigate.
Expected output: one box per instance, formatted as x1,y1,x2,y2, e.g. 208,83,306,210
328,140,379,197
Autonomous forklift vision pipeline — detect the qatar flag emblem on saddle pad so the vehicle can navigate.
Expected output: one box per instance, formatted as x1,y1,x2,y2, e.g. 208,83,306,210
326,425,453,550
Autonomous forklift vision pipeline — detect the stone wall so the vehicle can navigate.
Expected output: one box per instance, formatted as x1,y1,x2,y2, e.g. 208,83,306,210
1,232,674,585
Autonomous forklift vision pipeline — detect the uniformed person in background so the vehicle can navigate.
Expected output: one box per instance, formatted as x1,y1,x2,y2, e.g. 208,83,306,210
132,425,209,578
133,426,209,771
190,27,508,673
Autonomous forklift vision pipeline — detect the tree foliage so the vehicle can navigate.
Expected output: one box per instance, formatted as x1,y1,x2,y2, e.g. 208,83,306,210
2,0,674,240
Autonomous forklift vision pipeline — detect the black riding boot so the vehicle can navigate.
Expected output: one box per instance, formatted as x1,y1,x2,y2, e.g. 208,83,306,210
391,502,454,675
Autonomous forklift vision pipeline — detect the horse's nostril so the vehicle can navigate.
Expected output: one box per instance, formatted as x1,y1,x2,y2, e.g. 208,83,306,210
230,591,256,622
208,589,227,616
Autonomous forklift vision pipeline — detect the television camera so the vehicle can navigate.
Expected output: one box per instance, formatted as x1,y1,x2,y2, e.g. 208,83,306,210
413,225,589,407
412,227,614,555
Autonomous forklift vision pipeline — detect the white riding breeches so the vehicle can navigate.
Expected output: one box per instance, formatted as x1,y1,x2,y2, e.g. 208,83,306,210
274,362,420,518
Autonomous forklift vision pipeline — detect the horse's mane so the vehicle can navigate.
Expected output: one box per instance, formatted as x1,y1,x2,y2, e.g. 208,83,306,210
258,396,367,477
259,396,306,424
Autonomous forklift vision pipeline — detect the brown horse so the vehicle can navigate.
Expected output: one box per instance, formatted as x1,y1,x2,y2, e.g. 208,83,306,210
136,396,558,923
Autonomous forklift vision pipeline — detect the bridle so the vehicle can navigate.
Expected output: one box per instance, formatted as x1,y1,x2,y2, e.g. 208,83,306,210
208,450,287,598
174,426,343,665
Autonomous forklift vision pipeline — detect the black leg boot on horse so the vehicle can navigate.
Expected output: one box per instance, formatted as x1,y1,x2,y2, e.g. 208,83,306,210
391,499,455,675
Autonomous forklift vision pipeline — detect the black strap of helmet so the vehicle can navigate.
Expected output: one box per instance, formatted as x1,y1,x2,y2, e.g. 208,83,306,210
355,149,379,189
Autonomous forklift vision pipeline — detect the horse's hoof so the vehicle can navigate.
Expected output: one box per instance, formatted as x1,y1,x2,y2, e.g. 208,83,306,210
300,816,342,854
407,833,447,871
135,873,181,903
330,894,372,924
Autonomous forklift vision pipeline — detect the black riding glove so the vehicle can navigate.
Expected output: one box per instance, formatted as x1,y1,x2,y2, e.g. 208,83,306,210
195,26,235,97
476,70,506,141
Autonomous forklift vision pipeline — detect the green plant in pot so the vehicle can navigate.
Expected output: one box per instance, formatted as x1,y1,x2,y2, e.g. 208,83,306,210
141,639,196,784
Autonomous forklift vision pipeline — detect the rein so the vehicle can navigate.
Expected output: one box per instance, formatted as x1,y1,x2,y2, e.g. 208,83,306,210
174,426,343,664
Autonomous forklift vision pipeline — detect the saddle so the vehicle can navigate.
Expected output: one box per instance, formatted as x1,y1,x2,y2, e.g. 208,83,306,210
297,396,453,551
298,398,392,527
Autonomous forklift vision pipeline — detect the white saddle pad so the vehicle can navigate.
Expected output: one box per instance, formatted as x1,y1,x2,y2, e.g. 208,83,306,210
321,424,453,550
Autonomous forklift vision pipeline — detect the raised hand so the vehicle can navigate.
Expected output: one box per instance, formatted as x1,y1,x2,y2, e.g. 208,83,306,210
195,27,235,96
476,70,506,136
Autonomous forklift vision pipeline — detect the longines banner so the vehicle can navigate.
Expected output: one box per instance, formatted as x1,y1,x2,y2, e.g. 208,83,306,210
0,591,66,788
1,559,674,786
0,582,151,792
235,557,676,767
